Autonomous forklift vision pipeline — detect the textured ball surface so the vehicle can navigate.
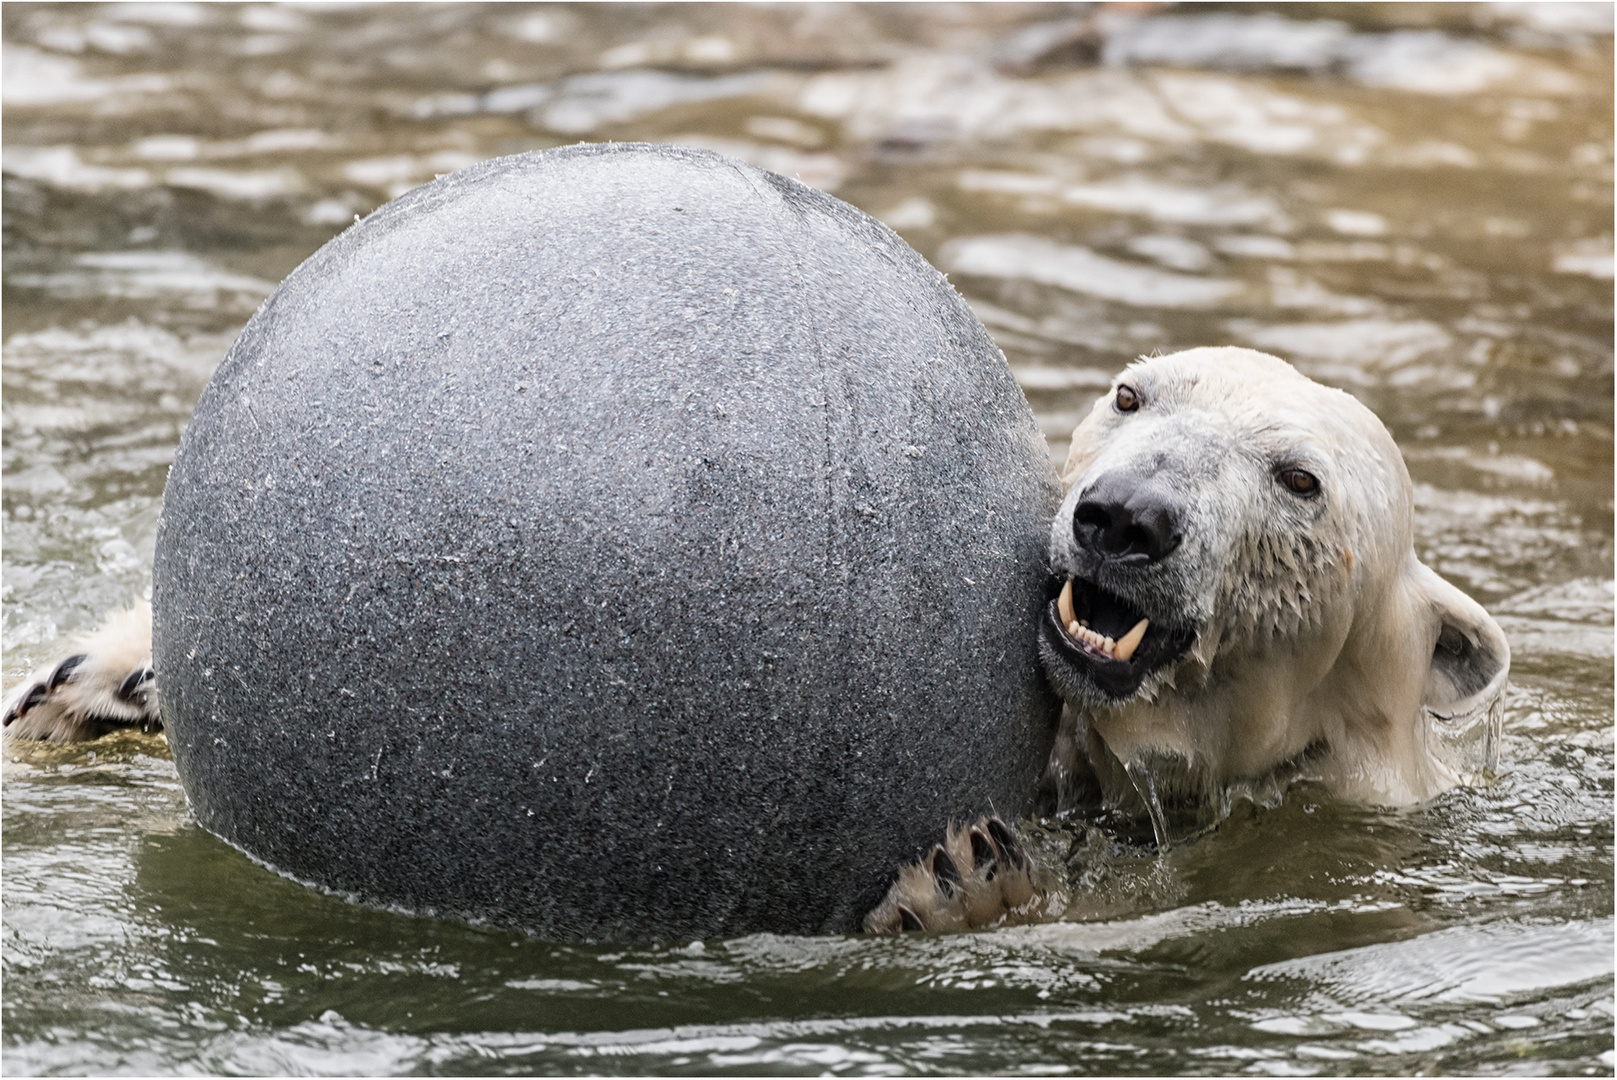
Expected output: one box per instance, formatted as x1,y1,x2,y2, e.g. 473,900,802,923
153,143,1061,940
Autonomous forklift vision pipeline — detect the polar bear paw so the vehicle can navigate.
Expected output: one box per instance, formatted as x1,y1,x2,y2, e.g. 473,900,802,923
2,604,160,742
864,816,1043,933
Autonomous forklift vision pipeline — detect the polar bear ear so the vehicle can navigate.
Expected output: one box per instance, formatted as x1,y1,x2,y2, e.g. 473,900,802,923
1416,565,1510,718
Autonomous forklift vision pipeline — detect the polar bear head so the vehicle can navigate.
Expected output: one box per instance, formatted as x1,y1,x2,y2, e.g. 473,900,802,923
1040,347,1509,806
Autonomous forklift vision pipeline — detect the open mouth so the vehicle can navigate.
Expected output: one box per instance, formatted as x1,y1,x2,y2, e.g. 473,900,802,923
1041,575,1195,700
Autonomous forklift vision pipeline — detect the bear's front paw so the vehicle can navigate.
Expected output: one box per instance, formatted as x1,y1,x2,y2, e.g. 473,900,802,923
864,816,1043,933
2,605,160,742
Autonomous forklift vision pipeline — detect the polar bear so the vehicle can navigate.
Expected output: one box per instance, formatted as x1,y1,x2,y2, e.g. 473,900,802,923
862,347,1509,933
3,347,1509,936
2,604,158,742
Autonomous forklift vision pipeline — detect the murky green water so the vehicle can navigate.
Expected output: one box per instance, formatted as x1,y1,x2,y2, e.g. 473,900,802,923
3,3,1612,1074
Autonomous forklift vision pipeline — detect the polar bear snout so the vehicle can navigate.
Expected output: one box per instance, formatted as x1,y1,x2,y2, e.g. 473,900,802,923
1040,450,1211,705
1072,471,1185,566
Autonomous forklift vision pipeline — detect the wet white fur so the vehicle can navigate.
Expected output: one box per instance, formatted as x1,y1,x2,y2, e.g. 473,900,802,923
2,603,158,742
1053,347,1509,806
875,346,1510,934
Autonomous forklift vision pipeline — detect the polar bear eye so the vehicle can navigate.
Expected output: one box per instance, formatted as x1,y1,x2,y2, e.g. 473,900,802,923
1114,385,1140,413
1278,468,1320,497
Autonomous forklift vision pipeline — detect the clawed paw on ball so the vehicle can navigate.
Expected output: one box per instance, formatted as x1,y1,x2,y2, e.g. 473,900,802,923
864,816,1043,933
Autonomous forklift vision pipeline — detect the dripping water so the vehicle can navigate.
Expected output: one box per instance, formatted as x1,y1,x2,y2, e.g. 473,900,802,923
1123,756,1173,851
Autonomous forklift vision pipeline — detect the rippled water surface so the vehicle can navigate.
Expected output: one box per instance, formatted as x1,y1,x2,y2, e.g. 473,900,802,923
3,3,1613,1075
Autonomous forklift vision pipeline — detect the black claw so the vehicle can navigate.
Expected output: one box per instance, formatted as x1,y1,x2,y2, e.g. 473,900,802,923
898,905,924,932
930,844,961,897
987,817,1028,871
118,666,154,700
49,654,87,690
10,682,51,722
970,827,998,880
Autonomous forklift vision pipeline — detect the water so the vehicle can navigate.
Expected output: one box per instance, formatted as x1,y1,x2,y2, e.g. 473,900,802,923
2,3,1612,1074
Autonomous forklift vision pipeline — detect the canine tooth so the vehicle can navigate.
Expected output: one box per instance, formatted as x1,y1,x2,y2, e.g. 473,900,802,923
1058,577,1075,627
1114,618,1149,661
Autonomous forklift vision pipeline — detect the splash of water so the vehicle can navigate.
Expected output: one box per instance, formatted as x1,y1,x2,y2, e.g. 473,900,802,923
1119,745,1325,852
1425,689,1506,785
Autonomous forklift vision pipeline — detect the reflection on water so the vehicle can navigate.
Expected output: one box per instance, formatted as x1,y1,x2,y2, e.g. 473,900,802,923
3,3,1612,1075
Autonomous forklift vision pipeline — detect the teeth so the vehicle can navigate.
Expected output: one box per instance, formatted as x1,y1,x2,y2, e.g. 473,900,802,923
1063,604,1149,664
1114,618,1149,662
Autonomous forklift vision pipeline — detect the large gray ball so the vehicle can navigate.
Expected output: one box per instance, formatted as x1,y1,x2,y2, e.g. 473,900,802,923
153,143,1061,940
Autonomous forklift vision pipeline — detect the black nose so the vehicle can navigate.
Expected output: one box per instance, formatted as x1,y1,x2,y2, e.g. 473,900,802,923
1073,474,1183,564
